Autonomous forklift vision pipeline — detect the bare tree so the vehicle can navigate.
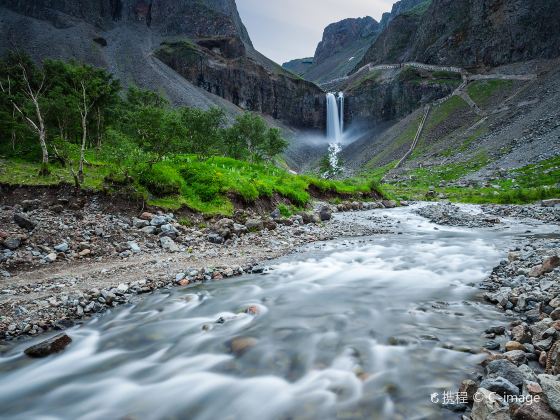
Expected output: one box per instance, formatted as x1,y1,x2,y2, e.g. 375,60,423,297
0,64,49,175
78,81,91,182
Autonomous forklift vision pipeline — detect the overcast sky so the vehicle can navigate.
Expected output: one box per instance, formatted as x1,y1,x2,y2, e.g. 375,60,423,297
236,0,395,64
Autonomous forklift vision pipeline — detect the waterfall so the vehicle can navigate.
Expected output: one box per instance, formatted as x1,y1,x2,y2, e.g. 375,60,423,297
325,92,344,177
326,92,344,142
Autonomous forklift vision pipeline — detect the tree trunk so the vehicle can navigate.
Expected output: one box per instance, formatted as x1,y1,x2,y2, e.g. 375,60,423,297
78,112,87,182
78,82,88,183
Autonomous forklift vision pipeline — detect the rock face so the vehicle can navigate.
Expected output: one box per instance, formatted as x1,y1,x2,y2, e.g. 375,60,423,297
356,0,560,70
284,1,428,84
344,67,457,127
156,40,324,128
283,17,379,84
379,0,428,30
0,0,325,129
0,0,252,44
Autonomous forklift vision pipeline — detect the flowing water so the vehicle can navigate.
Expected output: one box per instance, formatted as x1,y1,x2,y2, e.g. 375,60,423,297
325,92,344,175
0,205,555,420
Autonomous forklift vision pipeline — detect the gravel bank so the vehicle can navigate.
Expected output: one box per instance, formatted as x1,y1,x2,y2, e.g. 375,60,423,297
0,196,389,343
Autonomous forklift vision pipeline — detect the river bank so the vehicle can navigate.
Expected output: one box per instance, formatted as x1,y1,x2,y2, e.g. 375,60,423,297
0,193,391,342
1,198,559,419
413,202,560,419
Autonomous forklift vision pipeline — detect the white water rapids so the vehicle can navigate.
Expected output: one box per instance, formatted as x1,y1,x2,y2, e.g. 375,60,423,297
0,205,557,419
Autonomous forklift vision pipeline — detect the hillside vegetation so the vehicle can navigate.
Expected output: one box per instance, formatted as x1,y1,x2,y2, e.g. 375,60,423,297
0,52,381,215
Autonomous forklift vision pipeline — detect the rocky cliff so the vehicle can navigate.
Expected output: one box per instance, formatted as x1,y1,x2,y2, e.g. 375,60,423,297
378,0,428,30
0,0,324,128
283,0,430,85
283,17,379,85
356,0,560,70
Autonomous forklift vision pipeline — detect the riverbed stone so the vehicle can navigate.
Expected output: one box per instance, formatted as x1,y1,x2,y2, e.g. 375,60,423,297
24,333,72,358
513,400,557,420
486,360,525,387
504,350,528,365
479,377,520,397
538,375,560,415
54,242,69,253
2,237,21,250
542,256,560,274
511,324,532,344
319,206,332,221
245,219,263,231
506,341,525,352
471,388,510,420
229,337,257,355
14,213,37,230
150,215,168,227
160,236,179,252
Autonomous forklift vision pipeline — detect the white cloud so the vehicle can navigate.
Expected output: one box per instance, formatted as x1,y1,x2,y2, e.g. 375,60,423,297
236,0,395,64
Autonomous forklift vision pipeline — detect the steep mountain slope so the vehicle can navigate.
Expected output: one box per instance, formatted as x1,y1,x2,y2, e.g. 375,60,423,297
283,0,426,85
356,0,560,71
0,0,324,128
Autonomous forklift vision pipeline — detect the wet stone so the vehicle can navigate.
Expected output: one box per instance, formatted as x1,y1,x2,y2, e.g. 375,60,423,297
24,333,72,358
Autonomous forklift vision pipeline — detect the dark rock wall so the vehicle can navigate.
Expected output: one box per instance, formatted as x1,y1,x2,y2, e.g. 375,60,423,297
156,41,325,129
357,0,560,70
345,78,455,127
0,0,253,43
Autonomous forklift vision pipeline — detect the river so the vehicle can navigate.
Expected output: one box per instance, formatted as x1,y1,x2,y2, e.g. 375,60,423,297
0,204,554,419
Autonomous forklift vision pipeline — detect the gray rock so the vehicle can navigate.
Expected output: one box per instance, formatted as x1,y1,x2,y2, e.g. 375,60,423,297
45,253,57,263
159,224,179,239
270,208,281,219
132,218,149,229
233,223,248,235
518,364,538,383
54,242,69,252
214,218,234,239
140,225,158,235
160,236,179,252
479,376,520,397
14,213,37,230
486,360,525,387
207,233,224,244
127,242,141,253
504,350,528,365
245,218,264,231
471,388,510,420
150,215,168,227
538,374,560,415
24,333,72,358
319,206,332,221
2,237,21,250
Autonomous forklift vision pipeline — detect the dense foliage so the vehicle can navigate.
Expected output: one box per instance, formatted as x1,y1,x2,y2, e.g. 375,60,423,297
0,52,288,178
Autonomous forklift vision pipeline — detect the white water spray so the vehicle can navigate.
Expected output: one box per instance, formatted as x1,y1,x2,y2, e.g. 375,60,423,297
325,92,344,176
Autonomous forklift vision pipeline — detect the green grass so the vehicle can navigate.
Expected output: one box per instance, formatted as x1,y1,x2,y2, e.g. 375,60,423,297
403,0,432,16
0,158,110,189
0,154,382,216
467,80,513,108
426,96,468,130
379,154,560,204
